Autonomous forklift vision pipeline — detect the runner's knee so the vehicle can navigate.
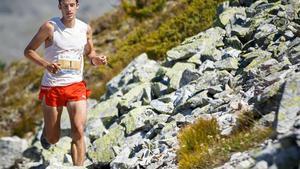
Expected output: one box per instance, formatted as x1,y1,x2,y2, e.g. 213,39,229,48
71,124,84,141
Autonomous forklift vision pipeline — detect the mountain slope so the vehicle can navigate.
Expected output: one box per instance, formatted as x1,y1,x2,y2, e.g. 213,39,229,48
0,0,224,137
8,0,300,168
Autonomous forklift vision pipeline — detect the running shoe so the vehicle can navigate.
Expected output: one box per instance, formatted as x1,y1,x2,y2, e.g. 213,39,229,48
40,133,51,150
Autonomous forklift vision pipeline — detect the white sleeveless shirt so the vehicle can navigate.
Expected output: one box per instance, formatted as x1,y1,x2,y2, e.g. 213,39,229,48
41,17,88,86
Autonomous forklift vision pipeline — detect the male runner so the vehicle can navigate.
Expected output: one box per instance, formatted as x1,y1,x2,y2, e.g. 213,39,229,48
24,0,107,166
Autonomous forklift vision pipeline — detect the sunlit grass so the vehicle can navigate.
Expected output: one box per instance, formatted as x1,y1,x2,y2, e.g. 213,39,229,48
177,113,272,169
0,61,43,137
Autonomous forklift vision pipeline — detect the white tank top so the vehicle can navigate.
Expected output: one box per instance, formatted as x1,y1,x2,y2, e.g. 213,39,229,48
41,17,88,86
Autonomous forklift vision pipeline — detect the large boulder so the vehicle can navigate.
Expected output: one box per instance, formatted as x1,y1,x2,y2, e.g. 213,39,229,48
0,136,28,169
106,53,160,98
166,27,226,61
277,73,300,134
88,125,125,165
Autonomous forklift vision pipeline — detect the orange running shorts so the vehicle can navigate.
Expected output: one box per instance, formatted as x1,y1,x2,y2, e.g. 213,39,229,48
38,81,91,107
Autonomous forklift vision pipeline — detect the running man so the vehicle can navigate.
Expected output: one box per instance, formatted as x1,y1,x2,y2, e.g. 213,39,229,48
24,0,107,166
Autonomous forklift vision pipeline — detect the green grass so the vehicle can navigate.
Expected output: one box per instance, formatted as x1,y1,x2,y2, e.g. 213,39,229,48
122,0,167,18
0,61,43,137
11,100,42,137
0,70,3,81
89,0,225,98
0,60,5,71
177,114,272,169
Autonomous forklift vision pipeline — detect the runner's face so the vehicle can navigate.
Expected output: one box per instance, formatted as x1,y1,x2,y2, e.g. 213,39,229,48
58,0,78,20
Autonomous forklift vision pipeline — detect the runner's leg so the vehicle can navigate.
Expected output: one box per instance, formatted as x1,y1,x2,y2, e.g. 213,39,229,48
66,100,87,166
42,97,63,144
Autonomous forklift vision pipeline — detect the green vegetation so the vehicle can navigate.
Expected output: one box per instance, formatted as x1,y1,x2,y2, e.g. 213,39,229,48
11,101,42,137
0,59,5,71
89,0,225,98
122,0,167,18
0,71,3,81
0,61,43,137
0,59,5,80
177,113,272,169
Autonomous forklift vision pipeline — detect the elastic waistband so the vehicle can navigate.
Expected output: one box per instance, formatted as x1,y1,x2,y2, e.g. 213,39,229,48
41,81,86,89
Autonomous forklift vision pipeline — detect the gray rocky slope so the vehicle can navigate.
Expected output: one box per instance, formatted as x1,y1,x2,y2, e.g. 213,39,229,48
1,0,300,168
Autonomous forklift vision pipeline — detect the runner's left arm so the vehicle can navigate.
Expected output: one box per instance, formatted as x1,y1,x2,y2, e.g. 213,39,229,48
84,25,107,66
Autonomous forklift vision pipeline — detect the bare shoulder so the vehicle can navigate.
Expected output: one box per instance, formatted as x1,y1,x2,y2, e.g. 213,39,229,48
87,24,92,34
39,21,54,35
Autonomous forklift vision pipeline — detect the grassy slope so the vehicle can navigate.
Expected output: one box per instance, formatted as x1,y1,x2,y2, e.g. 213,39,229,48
177,114,272,169
0,61,43,137
0,0,224,137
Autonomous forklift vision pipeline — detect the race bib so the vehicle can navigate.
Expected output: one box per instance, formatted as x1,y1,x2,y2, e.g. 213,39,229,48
57,53,82,75
58,59,81,70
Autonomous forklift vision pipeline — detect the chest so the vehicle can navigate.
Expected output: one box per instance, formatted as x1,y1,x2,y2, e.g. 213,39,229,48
53,28,87,50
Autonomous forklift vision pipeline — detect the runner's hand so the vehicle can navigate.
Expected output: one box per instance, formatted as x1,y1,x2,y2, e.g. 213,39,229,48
46,63,61,74
91,55,107,66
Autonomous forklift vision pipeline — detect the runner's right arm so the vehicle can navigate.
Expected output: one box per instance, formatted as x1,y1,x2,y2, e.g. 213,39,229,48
24,22,61,74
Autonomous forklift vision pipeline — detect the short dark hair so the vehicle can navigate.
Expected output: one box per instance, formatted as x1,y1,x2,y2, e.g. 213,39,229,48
58,0,79,4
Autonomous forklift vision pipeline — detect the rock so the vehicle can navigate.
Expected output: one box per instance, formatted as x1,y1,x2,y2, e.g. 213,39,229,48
253,133,300,169
215,152,255,169
165,62,195,90
219,7,246,27
284,30,295,40
132,59,160,83
195,70,233,92
0,136,28,169
41,136,81,165
231,24,251,40
150,99,174,114
287,37,300,64
179,68,201,87
166,27,226,61
240,0,256,7
118,82,152,115
258,111,276,127
198,60,215,73
120,106,156,135
277,73,300,134
254,23,278,46
200,47,223,61
252,160,268,169
110,147,138,169
186,53,202,65
173,84,196,108
256,79,285,103
151,82,169,98
224,36,243,50
159,121,179,142
88,97,120,127
85,118,108,141
215,56,239,70
223,47,242,58
243,50,273,72
184,90,210,109
217,114,237,136
106,53,159,97
88,125,125,165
